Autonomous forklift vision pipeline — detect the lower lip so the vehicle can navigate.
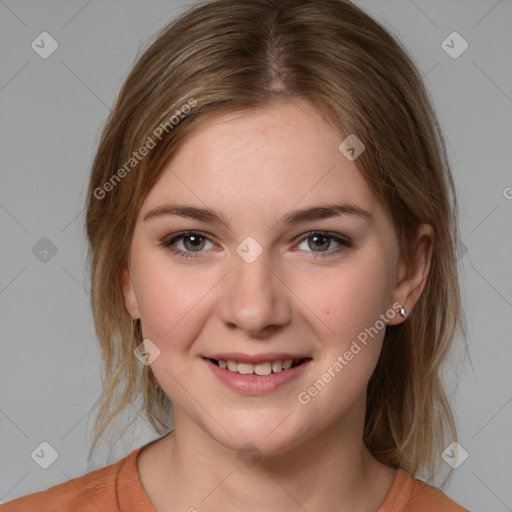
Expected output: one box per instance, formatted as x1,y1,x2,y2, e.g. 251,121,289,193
204,358,311,395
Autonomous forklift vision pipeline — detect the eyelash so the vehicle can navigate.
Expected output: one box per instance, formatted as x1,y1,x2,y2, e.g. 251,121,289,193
162,230,353,260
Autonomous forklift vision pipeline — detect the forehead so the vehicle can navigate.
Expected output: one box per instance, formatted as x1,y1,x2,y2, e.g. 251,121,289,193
141,100,387,229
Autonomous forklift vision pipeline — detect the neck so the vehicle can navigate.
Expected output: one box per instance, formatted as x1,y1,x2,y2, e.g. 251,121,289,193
149,400,397,512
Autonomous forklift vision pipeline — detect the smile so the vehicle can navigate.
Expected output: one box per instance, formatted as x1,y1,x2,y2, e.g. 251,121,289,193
208,358,306,375
203,355,312,395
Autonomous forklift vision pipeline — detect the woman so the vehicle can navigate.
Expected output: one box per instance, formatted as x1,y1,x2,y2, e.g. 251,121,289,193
1,0,469,510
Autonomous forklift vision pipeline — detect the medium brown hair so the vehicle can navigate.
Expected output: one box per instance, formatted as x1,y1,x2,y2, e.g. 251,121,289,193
85,0,465,479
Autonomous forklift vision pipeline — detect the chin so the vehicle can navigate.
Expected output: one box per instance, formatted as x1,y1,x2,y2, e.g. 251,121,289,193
224,433,296,459
204,411,309,458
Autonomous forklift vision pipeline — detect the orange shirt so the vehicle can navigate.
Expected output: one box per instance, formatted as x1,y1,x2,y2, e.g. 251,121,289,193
1,439,469,512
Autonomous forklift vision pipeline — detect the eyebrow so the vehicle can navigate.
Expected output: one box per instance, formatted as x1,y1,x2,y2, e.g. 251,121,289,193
143,202,373,226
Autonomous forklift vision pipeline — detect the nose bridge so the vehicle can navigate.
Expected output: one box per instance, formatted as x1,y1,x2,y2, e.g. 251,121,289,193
220,247,290,333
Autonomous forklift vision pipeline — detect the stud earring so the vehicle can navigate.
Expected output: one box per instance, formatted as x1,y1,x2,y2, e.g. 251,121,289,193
399,306,407,318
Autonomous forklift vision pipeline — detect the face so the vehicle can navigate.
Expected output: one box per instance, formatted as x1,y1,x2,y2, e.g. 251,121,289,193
122,100,412,455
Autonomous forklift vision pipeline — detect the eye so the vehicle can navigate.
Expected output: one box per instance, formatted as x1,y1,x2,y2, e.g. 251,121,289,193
162,230,352,260
162,231,216,259
295,231,352,257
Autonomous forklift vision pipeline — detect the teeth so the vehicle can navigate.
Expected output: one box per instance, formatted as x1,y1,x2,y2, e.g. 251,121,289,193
272,360,283,373
237,362,254,375
254,362,272,376
216,358,299,375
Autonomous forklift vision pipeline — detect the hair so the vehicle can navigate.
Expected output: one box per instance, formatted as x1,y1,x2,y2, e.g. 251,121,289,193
84,0,466,480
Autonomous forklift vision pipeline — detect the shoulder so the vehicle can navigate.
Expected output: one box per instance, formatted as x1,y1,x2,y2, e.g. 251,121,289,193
406,477,469,511
381,468,470,512
0,446,143,512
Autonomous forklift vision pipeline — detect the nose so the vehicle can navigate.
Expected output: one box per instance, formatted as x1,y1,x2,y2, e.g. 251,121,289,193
217,248,292,337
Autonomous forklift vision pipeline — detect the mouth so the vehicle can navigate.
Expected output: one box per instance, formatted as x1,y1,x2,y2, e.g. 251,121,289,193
203,354,312,395
206,357,308,376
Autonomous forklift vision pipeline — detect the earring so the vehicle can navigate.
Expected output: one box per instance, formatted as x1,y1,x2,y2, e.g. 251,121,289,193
399,306,407,318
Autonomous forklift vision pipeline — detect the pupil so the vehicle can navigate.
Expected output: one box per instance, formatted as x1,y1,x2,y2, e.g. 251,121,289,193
185,235,204,250
310,235,328,251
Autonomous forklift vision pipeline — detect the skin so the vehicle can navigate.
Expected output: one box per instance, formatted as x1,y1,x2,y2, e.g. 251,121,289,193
121,99,434,512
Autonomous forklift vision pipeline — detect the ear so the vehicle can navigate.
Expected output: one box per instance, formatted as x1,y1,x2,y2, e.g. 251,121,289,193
386,224,434,326
120,262,141,320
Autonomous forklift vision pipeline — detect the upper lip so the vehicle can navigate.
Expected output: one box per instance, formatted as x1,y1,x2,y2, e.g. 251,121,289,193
204,352,310,364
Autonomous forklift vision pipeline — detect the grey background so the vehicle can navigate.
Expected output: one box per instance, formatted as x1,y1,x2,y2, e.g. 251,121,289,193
0,0,511,510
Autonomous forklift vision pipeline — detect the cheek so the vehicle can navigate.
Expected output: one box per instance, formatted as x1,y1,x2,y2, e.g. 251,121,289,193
306,259,390,342
134,252,218,347
135,261,218,404
296,256,391,393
